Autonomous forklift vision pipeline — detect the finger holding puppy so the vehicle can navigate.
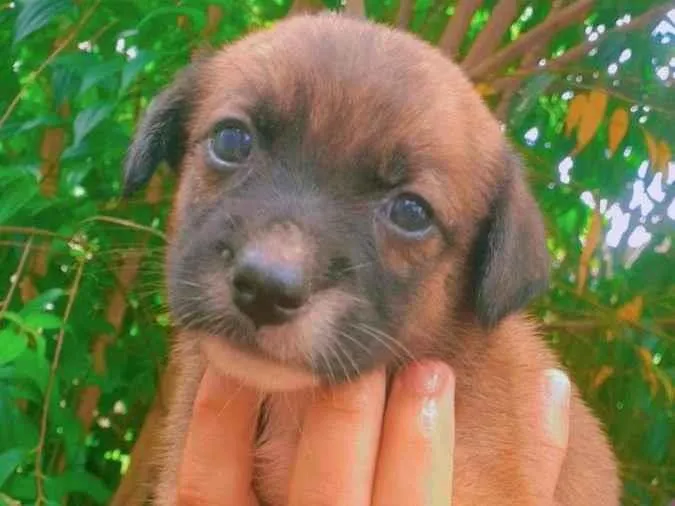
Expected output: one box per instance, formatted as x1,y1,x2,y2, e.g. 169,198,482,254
177,366,260,506
372,361,455,506
287,368,387,506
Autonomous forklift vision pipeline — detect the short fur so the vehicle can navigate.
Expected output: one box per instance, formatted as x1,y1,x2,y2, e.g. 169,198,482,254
123,13,620,505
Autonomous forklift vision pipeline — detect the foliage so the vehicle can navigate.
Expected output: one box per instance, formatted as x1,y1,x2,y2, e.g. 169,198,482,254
0,0,673,505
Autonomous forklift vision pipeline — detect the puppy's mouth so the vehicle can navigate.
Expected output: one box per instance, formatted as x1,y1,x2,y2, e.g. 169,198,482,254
172,272,369,391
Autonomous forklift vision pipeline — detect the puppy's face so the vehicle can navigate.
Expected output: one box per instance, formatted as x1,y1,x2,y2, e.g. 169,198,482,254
124,14,549,390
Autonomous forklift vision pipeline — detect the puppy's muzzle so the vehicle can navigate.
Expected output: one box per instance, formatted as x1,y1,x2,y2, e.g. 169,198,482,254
229,222,313,327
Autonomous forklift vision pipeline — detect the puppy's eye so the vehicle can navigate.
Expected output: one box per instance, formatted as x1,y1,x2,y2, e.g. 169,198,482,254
388,193,433,234
208,122,252,167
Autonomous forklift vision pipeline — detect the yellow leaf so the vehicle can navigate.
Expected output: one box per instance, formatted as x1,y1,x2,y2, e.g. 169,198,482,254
655,140,672,174
565,93,587,137
576,208,602,295
574,90,607,154
475,83,496,97
636,347,659,398
607,108,629,157
617,295,644,323
643,129,659,167
592,365,614,390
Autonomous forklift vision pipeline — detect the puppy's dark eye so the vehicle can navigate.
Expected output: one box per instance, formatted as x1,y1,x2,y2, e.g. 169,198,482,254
208,122,252,167
388,193,433,234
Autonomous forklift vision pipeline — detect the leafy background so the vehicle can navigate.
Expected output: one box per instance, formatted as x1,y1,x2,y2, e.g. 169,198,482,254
0,0,673,504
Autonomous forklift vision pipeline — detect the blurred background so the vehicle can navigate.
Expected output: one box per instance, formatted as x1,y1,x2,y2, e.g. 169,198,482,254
0,0,673,504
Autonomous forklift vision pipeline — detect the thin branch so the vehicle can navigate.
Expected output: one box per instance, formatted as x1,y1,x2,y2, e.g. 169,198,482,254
460,0,519,69
466,0,594,80
544,317,675,332
491,3,672,93
0,0,100,129
438,0,484,60
34,258,85,506
396,0,415,29
79,216,167,241
495,0,564,120
0,237,33,318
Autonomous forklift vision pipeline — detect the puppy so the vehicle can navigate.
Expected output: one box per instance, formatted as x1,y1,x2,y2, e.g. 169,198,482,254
123,13,620,506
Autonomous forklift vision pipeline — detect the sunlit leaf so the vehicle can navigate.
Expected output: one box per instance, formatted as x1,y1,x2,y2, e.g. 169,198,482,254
655,140,671,175
617,296,644,324
0,330,28,366
576,208,602,295
607,108,629,157
574,90,607,154
592,365,614,390
565,93,587,137
23,312,63,331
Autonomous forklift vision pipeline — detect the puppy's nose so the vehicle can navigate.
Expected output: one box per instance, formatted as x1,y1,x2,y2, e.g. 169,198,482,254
232,248,309,326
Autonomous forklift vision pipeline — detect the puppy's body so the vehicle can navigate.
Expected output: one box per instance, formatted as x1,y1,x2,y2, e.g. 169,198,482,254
124,14,620,505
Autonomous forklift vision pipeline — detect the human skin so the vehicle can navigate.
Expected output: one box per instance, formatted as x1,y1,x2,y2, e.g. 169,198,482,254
173,361,571,505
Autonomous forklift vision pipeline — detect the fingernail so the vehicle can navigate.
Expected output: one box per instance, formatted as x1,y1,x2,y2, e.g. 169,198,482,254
399,361,452,397
543,368,571,448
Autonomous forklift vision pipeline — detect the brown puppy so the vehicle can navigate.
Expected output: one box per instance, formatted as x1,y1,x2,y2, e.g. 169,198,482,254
123,13,620,506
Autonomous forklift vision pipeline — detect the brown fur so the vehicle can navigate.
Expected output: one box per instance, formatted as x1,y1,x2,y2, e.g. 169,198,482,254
123,13,620,506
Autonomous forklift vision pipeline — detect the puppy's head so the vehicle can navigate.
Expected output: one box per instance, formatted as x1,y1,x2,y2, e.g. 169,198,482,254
124,14,549,391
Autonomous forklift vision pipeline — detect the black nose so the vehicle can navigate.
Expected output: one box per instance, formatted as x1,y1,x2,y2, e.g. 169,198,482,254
231,249,309,326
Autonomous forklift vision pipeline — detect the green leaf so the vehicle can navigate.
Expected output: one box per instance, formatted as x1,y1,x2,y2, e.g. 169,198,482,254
80,60,124,95
4,349,50,393
72,103,115,147
0,178,39,225
19,289,67,317
48,471,112,503
23,312,63,331
14,0,74,44
120,50,156,93
0,448,27,489
0,330,27,366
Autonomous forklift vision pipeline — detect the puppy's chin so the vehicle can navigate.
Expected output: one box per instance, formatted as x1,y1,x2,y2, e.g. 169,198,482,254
197,288,360,392
201,335,320,392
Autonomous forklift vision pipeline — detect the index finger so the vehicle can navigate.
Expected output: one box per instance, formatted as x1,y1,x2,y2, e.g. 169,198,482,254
177,365,261,506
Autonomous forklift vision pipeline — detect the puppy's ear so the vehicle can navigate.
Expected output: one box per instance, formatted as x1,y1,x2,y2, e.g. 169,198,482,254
122,66,196,196
471,153,550,328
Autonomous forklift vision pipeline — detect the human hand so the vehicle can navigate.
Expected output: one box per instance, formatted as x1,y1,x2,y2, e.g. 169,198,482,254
174,362,570,505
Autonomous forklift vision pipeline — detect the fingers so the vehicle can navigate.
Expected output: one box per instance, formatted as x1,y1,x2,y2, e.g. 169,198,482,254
372,361,455,506
287,368,387,506
177,365,261,506
534,368,572,503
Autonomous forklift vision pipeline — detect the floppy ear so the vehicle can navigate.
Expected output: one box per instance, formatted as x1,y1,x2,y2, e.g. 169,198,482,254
122,66,196,197
471,153,550,328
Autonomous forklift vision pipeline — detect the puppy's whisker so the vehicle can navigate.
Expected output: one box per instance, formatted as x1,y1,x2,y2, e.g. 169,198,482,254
338,330,372,356
356,323,415,363
348,323,404,364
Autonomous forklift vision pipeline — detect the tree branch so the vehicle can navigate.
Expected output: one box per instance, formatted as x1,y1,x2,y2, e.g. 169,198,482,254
288,0,324,16
467,0,594,80
344,0,365,17
34,258,86,506
0,237,33,318
396,0,415,30
438,0,483,60
491,3,672,93
460,0,519,69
